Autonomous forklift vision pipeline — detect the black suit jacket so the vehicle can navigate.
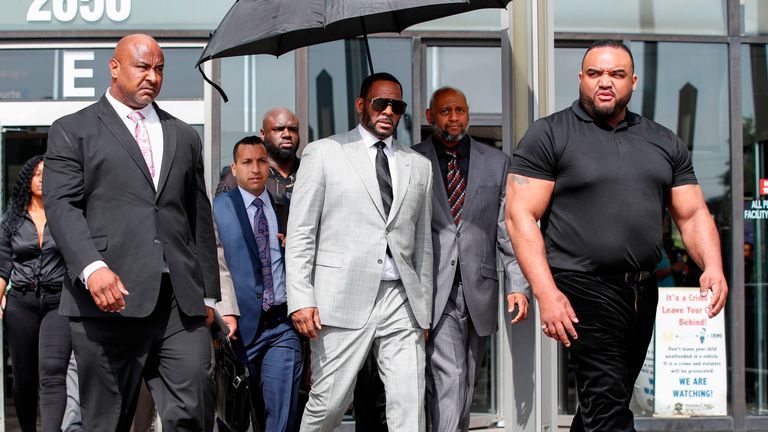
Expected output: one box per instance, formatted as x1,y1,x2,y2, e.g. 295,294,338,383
43,95,220,318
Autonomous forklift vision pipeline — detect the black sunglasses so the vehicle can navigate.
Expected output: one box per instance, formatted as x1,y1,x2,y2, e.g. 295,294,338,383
367,97,408,115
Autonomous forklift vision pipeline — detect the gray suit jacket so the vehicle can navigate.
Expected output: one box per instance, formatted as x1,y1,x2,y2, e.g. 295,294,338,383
412,136,529,336
286,128,434,329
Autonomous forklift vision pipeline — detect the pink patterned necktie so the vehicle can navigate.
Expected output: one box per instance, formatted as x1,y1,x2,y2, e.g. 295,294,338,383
127,111,155,178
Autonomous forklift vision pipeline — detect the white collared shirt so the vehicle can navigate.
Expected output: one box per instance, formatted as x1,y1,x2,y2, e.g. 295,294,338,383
356,124,401,281
237,186,287,305
105,89,164,189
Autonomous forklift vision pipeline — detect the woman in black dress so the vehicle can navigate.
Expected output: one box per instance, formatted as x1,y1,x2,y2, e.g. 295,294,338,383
0,155,72,431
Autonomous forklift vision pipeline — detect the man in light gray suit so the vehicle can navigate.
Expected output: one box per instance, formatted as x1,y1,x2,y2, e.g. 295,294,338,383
412,86,530,431
286,72,433,431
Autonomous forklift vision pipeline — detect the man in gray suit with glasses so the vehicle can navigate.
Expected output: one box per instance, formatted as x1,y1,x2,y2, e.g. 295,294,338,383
286,72,433,431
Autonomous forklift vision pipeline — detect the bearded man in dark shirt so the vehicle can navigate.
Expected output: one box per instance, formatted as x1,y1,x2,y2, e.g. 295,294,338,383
505,40,728,432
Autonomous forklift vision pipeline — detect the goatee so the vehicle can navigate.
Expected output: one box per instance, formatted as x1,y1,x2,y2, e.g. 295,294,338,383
431,122,467,144
579,91,631,122
363,108,396,140
264,139,297,162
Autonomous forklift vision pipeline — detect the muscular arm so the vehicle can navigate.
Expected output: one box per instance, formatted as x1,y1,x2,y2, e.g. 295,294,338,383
497,156,530,322
668,184,728,317
504,173,578,346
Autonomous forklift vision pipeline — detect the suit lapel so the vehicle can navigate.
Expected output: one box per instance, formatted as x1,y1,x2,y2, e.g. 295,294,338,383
227,189,261,264
97,97,155,189
462,138,485,225
419,138,454,227
341,130,387,220
155,104,177,200
387,141,412,225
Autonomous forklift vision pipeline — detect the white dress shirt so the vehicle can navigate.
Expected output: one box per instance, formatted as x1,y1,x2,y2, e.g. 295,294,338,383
357,124,401,281
105,89,164,188
238,186,287,305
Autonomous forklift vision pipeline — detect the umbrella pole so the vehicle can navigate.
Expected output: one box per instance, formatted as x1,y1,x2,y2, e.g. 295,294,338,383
360,18,374,74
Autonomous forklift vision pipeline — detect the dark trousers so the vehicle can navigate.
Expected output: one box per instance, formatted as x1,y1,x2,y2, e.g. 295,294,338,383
353,352,388,431
234,307,303,432
70,277,214,432
554,271,658,432
5,288,71,432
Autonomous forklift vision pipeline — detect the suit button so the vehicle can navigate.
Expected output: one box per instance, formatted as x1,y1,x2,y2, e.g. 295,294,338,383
256,293,262,299
154,205,159,211
153,239,161,245
456,232,461,238
450,260,456,266
377,259,383,264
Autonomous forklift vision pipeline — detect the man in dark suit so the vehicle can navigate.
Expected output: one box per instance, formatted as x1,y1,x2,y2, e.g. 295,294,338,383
412,86,529,431
213,136,303,432
43,34,220,431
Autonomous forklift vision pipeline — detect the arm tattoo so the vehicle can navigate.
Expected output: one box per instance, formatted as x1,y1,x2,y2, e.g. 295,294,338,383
512,175,529,185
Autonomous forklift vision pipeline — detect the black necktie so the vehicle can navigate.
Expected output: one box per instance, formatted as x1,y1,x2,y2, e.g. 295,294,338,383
374,141,393,217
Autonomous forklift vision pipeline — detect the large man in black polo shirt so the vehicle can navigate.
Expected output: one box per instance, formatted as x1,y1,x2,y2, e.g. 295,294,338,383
505,40,728,432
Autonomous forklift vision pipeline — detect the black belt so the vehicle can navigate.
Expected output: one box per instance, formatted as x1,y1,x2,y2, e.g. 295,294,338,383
13,282,63,293
261,303,288,322
597,271,653,284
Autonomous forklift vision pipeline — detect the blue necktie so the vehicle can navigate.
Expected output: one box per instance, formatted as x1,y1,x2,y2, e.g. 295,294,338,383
253,198,274,310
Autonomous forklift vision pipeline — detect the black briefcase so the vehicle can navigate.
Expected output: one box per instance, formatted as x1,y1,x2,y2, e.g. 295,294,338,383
214,337,259,432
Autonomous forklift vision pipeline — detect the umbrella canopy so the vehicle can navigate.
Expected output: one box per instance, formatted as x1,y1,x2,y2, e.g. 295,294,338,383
197,0,511,65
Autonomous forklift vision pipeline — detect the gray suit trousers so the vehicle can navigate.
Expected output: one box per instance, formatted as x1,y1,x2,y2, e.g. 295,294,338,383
300,280,426,432
426,280,488,432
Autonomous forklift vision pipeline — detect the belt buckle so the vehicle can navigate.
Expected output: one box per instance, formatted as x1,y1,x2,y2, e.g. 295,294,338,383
624,271,650,282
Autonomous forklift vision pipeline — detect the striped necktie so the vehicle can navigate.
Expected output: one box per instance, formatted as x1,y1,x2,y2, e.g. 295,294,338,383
446,149,465,224
374,141,393,217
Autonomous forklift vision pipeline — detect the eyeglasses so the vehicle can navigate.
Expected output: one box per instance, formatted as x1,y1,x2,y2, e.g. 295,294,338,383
366,97,407,115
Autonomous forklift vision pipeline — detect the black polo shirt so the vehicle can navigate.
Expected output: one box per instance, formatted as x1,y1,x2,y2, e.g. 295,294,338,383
266,158,300,208
509,100,698,273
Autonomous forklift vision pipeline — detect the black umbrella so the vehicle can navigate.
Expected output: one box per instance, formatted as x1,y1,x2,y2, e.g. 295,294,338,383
196,0,512,100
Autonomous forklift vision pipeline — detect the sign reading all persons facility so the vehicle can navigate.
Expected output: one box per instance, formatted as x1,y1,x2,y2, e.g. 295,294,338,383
745,179,768,219
653,287,726,416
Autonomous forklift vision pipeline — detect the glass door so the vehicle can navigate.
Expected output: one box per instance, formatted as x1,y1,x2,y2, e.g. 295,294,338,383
2,127,48,210
0,125,49,431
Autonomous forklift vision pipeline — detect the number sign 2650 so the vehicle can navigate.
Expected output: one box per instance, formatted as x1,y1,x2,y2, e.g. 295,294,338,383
27,0,131,22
